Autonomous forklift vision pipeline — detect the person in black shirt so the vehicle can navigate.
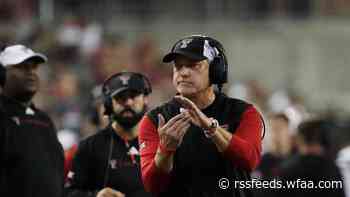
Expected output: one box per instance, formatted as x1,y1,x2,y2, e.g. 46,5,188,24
139,35,263,197
66,72,152,197
273,119,345,197
0,45,64,197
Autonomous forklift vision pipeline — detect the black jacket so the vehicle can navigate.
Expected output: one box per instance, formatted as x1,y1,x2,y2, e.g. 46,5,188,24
272,154,345,197
65,126,151,197
0,95,64,197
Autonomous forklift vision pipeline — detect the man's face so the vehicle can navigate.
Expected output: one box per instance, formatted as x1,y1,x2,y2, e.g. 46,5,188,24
4,59,40,101
111,90,148,129
172,55,210,97
269,117,292,156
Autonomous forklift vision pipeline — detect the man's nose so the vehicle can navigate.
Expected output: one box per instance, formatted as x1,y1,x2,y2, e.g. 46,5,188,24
25,65,38,74
178,66,191,76
124,97,135,106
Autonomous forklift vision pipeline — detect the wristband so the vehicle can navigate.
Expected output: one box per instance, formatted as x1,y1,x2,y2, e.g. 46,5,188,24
208,118,219,130
203,129,217,138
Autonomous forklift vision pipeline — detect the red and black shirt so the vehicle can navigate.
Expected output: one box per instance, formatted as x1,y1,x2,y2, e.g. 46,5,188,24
139,92,263,197
65,126,151,197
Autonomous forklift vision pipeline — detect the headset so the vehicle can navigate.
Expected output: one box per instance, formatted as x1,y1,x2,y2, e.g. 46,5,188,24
205,36,228,87
172,35,228,91
101,71,152,187
101,72,152,116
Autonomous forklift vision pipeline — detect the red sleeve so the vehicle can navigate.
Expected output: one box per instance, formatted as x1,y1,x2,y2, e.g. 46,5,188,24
138,115,172,195
64,144,78,182
223,105,263,171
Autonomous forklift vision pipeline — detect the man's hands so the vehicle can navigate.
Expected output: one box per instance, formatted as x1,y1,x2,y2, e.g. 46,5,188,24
96,187,125,197
154,110,191,172
157,112,191,154
174,96,213,130
174,95,233,153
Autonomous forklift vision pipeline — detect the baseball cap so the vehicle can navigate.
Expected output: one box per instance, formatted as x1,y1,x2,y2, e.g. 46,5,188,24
0,45,47,67
163,35,219,63
103,72,151,98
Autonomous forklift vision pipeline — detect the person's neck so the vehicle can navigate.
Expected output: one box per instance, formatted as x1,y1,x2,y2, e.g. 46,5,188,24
3,90,32,107
300,144,324,156
111,122,138,141
185,86,216,109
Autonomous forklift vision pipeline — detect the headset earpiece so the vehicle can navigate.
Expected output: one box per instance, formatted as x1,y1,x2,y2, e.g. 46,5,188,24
103,96,113,116
206,38,228,86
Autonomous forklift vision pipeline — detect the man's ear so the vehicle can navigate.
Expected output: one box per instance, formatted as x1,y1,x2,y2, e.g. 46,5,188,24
143,96,149,105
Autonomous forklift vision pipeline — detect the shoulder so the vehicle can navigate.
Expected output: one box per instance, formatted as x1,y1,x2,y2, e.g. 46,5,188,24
79,127,111,149
278,155,305,177
217,93,256,117
219,93,252,109
33,107,54,122
81,127,110,143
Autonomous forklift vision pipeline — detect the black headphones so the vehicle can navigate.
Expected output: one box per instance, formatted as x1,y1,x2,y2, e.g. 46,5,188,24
172,35,228,88
205,36,228,86
101,72,152,116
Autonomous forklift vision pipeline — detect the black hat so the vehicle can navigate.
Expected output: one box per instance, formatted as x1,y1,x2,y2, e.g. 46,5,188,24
163,35,219,63
102,72,151,98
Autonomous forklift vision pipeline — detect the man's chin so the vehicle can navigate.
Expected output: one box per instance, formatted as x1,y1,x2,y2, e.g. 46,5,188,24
121,114,135,119
26,89,37,97
177,88,195,97
14,91,36,103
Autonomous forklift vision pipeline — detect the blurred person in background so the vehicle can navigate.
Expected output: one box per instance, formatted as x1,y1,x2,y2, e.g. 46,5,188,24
273,118,345,197
253,113,294,197
66,72,152,197
0,45,64,197
57,129,79,182
255,113,293,179
91,35,131,83
138,35,263,197
51,69,82,133
76,84,110,139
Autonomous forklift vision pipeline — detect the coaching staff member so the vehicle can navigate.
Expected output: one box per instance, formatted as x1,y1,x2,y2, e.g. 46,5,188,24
139,35,263,197
0,45,64,197
66,72,152,197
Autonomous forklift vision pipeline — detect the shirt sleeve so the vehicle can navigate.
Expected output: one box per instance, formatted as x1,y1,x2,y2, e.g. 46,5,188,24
223,105,263,171
138,115,172,195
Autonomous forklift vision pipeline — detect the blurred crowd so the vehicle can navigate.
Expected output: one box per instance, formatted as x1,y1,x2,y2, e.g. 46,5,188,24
2,1,350,196
1,15,174,138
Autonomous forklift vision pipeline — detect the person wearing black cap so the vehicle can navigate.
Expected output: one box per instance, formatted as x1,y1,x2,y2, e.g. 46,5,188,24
138,35,264,197
0,45,64,197
65,72,152,197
